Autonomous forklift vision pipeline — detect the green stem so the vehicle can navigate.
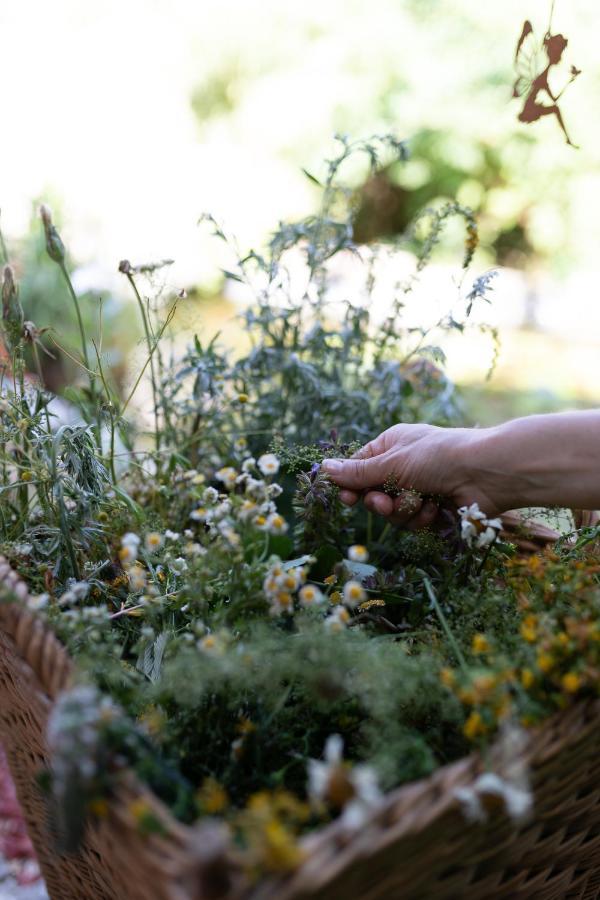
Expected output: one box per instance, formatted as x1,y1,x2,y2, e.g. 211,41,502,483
59,261,89,370
421,575,468,674
126,273,160,454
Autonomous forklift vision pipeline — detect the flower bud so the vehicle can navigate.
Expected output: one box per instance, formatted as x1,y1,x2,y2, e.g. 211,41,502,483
2,264,24,332
39,204,65,264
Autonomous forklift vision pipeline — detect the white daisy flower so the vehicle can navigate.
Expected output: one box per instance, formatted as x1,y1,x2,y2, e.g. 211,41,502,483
145,531,164,552
454,772,532,824
347,544,369,563
324,606,350,632
268,591,294,616
164,529,180,541
128,565,147,591
308,735,382,830
241,457,256,473
215,467,237,489
298,584,325,608
266,513,289,535
169,557,188,575
190,506,210,522
202,487,220,504
257,453,280,476
343,580,366,608
458,503,502,548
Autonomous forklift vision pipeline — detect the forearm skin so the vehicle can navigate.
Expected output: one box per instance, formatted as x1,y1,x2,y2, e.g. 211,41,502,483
466,412,600,512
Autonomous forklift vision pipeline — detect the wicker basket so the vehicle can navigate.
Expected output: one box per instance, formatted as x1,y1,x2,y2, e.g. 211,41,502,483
2,517,600,900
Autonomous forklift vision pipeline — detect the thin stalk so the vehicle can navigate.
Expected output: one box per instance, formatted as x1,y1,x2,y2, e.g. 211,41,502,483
421,575,468,674
92,339,118,484
59,261,89,370
125,272,160,454
31,342,52,434
58,262,104,450
121,302,177,416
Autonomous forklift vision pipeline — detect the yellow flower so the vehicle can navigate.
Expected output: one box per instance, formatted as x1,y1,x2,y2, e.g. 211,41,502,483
324,574,337,585
439,667,456,688
261,819,304,872
537,652,554,674
237,393,249,404
520,615,538,644
471,633,490,654
561,672,581,694
359,597,385,610
128,797,152,824
329,590,343,605
472,674,496,702
463,710,486,740
197,778,229,814
520,668,535,689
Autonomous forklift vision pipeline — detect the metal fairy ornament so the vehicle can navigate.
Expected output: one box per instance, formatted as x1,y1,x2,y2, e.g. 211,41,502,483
512,0,581,147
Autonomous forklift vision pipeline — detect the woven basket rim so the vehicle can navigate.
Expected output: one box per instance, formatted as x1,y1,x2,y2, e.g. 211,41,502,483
1,545,597,899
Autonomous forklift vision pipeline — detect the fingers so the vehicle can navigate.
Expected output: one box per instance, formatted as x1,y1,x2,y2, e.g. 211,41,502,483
322,453,390,491
404,500,439,530
363,490,423,524
363,491,395,517
339,489,360,507
353,432,388,460
363,491,438,530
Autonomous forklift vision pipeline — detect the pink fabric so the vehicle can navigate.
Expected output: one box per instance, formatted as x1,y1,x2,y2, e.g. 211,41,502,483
0,746,41,885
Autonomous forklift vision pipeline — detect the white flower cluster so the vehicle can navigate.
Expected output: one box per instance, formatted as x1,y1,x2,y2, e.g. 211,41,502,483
263,561,324,616
458,503,502,549
190,454,288,540
57,579,89,608
308,735,382,830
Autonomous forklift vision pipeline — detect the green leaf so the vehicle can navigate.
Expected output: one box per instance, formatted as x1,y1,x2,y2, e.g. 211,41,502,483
301,168,322,187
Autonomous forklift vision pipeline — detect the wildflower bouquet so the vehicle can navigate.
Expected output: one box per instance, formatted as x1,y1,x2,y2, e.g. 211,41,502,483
1,136,600,896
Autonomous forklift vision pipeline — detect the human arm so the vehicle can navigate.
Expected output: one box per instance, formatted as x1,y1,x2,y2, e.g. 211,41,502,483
321,411,600,527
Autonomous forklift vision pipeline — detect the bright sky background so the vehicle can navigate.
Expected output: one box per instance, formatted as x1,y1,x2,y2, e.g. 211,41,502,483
2,0,600,401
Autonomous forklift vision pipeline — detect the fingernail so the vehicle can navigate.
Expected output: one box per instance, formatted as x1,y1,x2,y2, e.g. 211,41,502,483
322,459,342,474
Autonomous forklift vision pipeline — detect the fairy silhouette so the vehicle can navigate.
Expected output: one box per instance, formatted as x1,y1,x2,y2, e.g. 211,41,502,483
512,13,581,147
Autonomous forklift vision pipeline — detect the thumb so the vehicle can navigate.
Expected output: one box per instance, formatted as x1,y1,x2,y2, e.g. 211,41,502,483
321,454,389,491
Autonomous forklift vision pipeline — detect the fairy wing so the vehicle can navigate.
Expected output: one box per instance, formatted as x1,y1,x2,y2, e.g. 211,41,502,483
512,20,544,98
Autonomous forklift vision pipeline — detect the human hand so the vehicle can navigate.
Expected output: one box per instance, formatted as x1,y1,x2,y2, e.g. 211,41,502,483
321,423,499,528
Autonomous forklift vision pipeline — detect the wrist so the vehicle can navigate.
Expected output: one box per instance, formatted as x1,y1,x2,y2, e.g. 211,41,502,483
449,424,524,516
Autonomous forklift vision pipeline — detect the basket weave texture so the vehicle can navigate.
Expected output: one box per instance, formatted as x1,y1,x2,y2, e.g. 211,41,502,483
2,540,600,900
